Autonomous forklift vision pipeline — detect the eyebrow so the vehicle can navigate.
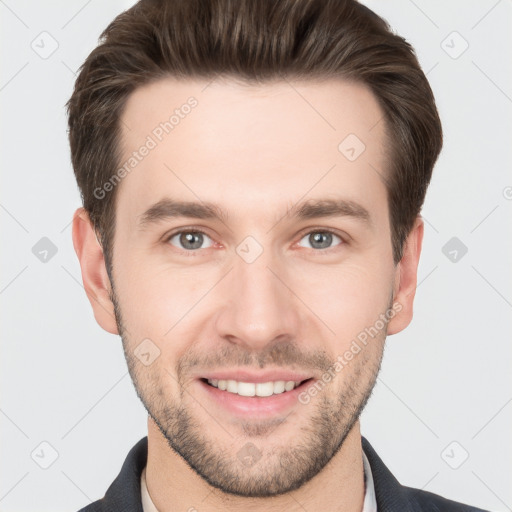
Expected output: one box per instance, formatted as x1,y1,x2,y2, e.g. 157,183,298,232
137,197,372,229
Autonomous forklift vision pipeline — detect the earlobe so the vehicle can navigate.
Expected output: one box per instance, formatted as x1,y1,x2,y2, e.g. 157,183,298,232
387,216,424,336
71,207,119,335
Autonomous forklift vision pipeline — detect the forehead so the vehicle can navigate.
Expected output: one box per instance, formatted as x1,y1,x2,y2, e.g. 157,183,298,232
116,76,389,227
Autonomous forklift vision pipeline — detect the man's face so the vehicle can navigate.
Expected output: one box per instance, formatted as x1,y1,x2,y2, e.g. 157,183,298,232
102,77,401,496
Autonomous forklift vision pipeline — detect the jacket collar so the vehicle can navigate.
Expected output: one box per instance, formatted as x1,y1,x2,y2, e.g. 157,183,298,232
361,437,422,512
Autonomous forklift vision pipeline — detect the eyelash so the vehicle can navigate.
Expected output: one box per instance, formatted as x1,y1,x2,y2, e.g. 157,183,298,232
163,227,347,257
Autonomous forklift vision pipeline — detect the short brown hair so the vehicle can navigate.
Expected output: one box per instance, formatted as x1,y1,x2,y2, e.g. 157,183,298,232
66,0,442,273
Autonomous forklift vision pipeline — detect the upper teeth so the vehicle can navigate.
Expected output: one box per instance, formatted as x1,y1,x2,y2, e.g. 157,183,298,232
207,379,302,397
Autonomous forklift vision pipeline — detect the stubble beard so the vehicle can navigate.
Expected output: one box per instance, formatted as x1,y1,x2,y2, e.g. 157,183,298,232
111,283,387,497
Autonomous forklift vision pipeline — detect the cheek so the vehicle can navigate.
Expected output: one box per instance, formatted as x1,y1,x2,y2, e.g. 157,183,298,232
113,261,196,340
292,259,393,343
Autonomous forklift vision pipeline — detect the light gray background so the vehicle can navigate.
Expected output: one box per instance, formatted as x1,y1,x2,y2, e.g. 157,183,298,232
1,1,511,511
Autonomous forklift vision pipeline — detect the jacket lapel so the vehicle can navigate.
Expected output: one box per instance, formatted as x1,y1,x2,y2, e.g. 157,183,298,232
362,436,422,512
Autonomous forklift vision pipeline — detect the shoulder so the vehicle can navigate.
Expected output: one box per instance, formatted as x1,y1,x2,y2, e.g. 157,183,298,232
76,500,105,512
402,485,491,512
74,436,148,512
361,436,491,512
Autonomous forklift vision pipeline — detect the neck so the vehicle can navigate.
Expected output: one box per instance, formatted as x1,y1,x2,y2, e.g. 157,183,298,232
145,416,365,512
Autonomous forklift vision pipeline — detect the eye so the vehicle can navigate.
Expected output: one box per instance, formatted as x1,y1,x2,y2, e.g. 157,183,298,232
297,229,344,251
164,228,345,255
166,230,214,252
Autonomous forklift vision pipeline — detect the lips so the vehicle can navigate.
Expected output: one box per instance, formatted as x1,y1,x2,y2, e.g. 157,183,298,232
196,372,315,417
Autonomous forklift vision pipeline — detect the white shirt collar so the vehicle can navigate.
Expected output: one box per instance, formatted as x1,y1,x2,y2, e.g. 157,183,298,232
141,449,377,511
141,465,159,512
362,448,378,512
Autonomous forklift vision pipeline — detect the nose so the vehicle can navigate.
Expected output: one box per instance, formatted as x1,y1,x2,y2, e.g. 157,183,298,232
214,246,301,352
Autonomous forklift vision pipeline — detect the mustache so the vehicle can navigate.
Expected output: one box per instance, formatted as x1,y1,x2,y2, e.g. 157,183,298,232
177,340,334,378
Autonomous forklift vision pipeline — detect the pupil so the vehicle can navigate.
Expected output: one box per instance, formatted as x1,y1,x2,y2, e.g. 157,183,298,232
181,232,202,250
311,232,331,249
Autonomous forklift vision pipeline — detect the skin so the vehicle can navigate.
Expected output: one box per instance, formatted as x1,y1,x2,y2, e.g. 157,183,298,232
72,77,423,512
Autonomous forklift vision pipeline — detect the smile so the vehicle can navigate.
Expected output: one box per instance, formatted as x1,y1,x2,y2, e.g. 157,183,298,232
205,378,307,397
197,371,316,416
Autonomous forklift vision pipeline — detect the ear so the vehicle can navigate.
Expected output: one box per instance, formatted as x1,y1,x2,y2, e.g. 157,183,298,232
387,216,424,335
71,207,119,335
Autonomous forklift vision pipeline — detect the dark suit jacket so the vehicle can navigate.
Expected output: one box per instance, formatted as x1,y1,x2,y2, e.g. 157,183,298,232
77,436,490,511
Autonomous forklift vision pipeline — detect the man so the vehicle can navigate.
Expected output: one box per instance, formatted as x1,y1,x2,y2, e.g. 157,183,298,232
67,0,489,510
